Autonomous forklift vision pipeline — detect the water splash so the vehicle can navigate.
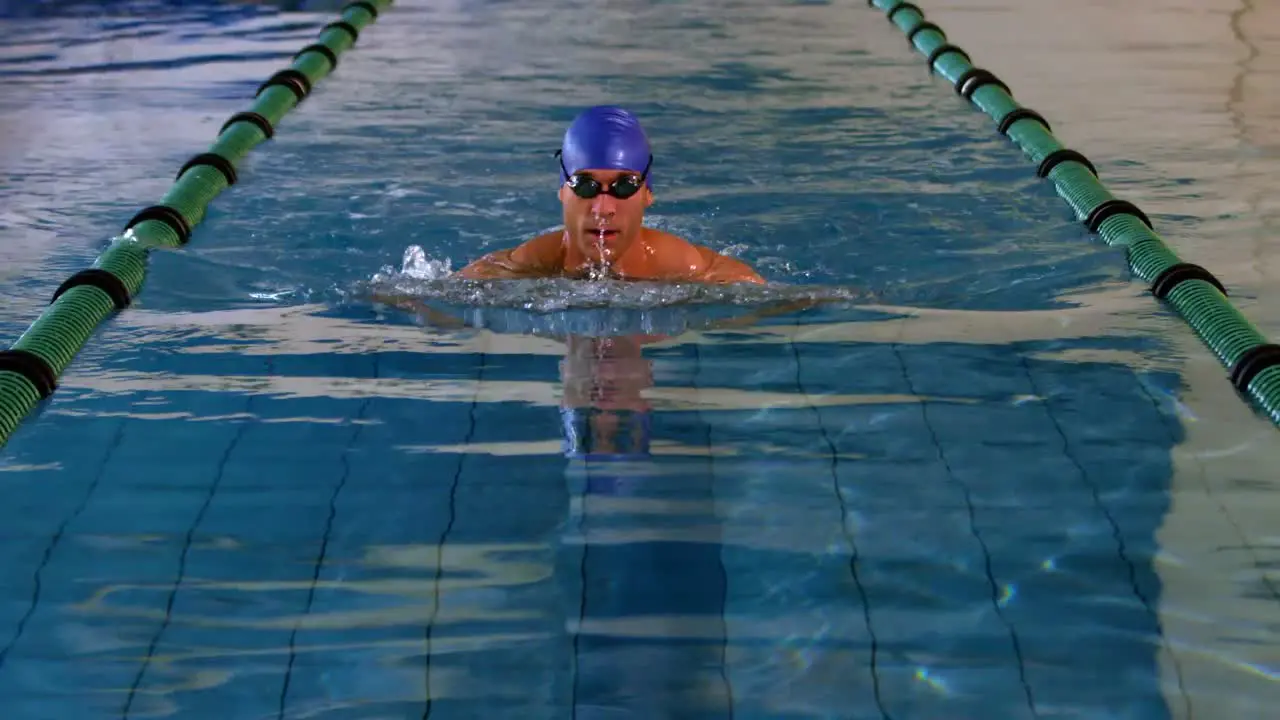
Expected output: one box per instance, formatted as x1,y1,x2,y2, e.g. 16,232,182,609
587,211,611,281
357,245,885,338
365,245,876,312
397,245,453,280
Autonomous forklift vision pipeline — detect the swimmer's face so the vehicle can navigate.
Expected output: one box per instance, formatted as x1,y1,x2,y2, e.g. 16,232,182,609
559,168,653,264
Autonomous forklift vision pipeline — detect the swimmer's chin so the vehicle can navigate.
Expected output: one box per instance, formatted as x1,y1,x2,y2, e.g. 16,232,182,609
573,246,623,263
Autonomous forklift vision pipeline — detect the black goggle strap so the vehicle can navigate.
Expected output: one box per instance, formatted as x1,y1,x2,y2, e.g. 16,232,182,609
555,150,653,196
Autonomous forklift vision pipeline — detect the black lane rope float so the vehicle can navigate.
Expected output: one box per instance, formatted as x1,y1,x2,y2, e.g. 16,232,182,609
0,1,392,448
868,0,1280,429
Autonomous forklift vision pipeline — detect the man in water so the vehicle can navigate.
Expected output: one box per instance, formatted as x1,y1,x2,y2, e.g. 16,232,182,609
457,106,765,284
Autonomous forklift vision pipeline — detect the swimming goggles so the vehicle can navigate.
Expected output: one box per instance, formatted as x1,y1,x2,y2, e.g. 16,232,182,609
556,151,652,200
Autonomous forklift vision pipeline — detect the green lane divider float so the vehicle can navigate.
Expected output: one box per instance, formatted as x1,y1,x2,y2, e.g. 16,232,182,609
868,0,1280,428
0,0,392,448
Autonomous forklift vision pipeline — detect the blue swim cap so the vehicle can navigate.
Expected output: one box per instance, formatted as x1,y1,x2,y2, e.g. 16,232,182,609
559,105,652,187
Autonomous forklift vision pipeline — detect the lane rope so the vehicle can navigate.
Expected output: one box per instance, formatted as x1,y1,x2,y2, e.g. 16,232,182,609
0,1,394,448
867,0,1280,428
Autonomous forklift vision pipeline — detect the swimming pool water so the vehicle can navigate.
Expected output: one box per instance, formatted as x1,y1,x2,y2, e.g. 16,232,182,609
0,0,1277,718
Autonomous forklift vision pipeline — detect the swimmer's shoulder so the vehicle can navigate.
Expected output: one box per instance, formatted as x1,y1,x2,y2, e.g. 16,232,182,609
643,229,765,285
510,230,567,269
457,230,566,278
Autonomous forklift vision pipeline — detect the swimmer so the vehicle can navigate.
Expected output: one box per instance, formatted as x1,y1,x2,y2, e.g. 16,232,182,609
457,105,765,284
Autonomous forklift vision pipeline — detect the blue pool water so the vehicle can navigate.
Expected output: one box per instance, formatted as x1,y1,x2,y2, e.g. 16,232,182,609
1,0,1277,718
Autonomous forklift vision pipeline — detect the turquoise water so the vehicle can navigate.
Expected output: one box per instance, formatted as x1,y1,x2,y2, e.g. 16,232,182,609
0,1,1277,718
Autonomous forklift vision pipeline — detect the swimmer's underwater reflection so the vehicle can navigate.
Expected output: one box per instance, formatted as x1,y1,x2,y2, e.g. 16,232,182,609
560,334,655,460
368,294,801,716
558,333,734,717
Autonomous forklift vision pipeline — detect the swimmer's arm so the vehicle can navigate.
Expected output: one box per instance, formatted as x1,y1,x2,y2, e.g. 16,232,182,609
701,298,821,330
705,256,766,284
696,246,767,285
625,299,821,346
367,292,468,329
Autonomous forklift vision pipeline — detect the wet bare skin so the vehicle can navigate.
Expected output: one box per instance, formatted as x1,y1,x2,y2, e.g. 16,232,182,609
457,227,764,283
457,168,765,284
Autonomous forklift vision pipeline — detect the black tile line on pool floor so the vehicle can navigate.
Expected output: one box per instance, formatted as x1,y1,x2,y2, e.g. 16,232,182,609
275,356,377,719
121,356,271,718
570,458,587,720
1015,354,1193,718
423,345,479,719
571,444,601,720
785,323,889,718
0,418,129,672
887,330,1039,716
1132,381,1280,605
692,341,738,719
564,343,740,718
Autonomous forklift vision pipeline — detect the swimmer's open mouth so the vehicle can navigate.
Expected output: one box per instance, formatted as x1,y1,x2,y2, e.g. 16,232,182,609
589,228,620,239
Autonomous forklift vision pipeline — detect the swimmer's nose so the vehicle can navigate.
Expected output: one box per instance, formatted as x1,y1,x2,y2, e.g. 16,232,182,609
590,192,618,215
